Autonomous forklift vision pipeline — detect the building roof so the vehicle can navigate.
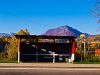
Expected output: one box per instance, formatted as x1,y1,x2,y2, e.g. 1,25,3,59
15,35,76,39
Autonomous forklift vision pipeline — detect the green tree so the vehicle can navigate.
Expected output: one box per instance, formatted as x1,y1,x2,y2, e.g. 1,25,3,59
7,36,18,60
24,29,30,35
0,36,11,52
17,29,30,35
7,29,30,61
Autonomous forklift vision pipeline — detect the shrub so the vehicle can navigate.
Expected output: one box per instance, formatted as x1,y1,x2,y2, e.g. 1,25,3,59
0,52,7,59
88,56,100,62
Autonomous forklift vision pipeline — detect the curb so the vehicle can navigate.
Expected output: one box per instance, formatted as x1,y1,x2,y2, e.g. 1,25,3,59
0,66,100,69
0,63,100,68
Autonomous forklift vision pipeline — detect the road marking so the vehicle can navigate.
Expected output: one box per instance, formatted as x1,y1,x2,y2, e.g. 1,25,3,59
0,68,100,71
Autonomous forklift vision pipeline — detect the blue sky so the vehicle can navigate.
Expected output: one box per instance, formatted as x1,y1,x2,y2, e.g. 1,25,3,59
0,0,99,35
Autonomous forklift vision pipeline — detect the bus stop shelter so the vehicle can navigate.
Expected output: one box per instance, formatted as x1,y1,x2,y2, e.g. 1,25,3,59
15,35,76,63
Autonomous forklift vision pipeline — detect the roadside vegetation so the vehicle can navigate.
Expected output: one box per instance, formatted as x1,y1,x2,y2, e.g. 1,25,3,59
0,29,30,63
74,35,100,64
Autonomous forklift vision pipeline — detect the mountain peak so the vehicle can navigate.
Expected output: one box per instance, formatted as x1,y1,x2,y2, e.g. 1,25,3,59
43,25,83,36
65,25,70,27
57,25,69,28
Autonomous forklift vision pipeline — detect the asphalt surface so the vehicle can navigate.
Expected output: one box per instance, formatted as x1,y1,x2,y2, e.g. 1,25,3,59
0,68,100,75
0,63,100,75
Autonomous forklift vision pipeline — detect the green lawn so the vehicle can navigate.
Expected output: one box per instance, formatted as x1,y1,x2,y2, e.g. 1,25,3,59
74,61,100,64
0,58,17,63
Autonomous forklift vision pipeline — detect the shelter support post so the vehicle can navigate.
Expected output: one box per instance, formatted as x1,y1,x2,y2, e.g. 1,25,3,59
71,41,75,63
18,38,20,63
53,52,55,63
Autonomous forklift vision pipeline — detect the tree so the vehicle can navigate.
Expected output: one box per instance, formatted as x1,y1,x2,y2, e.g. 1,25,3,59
0,36,11,52
7,36,18,60
24,29,30,35
91,0,100,22
7,29,30,60
17,29,30,35
91,0,100,31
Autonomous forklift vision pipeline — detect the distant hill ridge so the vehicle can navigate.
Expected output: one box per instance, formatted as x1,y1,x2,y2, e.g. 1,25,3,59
0,25,91,37
0,33,15,37
43,25,88,37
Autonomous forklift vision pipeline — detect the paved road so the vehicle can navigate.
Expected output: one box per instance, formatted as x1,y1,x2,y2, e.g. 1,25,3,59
0,68,100,75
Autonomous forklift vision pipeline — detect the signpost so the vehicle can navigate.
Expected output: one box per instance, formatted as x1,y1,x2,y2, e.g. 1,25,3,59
80,34,86,59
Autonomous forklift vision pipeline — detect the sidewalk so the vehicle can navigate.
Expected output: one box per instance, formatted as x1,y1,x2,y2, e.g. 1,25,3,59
0,63,100,68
